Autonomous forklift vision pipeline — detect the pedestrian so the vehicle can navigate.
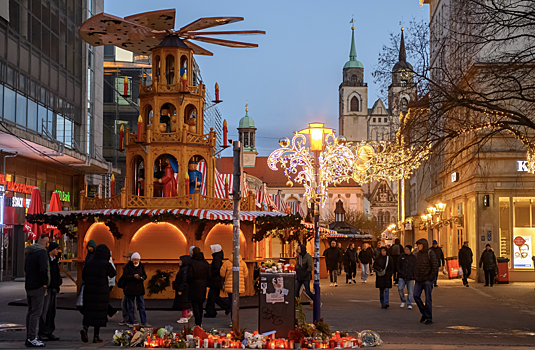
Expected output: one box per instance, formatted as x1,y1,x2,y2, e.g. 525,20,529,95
413,238,439,325
220,250,249,328
122,252,149,327
390,239,403,284
458,241,473,287
356,246,362,271
366,244,375,276
344,243,357,284
429,240,445,287
373,246,394,309
205,244,230,318
172,255,192,323
323,241,342,287
337,242,344,275
295,244,314,308
24,234,50,348
397,245,416,309
479,244,497,287
188,247,211,328
118,252,139,326
359,243,372,283
85,240,96,262
107,252,118,318
374,242,382,259
38,241,62,342
80,244,116,343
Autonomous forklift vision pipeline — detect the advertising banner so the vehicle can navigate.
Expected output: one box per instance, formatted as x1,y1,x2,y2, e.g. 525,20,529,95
513,236,533,269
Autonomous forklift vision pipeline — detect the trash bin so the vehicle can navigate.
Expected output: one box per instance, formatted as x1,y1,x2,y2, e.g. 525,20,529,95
496,257,509,284
445,257,459,279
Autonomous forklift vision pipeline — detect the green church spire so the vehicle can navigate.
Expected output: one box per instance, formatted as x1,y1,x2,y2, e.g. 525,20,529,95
343,23,364,69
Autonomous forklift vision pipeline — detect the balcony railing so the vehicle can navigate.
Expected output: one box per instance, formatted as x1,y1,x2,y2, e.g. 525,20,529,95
139,81,205,97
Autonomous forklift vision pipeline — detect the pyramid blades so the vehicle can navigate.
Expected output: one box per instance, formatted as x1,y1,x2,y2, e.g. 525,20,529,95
178,17,244,34
124,9,176,31
190,36,258,48
184,30,266,38
183,40,214,56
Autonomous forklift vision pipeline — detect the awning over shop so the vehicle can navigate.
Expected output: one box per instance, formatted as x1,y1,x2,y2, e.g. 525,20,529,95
45,208,289,222
303,222,337,235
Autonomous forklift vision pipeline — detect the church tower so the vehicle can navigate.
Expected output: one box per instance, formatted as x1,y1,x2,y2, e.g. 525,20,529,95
388,28,417,124
238,104,257,167
339,25,368,143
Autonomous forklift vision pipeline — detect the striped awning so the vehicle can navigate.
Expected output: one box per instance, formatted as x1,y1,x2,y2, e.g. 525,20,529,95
214,170,249,199
327,233,348,238
45,209,288,222
303,222,337,234
287,202,305,217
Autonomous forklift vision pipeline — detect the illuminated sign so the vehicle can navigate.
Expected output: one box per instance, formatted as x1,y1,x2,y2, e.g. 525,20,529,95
451,172,459,182
55,190,70,202
518,161,529,172
5,196,30,208
0,174,33,194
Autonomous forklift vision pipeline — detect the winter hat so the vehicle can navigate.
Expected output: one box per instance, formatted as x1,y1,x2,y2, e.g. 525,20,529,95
210,244,222,254
189,246,196,256
432,240,438,245
48,242,59,252
87,239,97,249
131,252,141,260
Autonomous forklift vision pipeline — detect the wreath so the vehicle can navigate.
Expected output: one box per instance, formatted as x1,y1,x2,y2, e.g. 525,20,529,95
147,269,173,296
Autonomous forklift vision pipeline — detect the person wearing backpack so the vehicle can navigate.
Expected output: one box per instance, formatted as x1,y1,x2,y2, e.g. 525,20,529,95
390,239,403,284
373,247,394,309
413,239,439,325
295,244,314,308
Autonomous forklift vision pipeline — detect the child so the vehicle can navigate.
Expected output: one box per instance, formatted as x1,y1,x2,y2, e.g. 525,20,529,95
172,255,192,323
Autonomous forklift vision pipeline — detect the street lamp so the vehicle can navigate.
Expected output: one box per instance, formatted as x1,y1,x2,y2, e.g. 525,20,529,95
268,122,353,322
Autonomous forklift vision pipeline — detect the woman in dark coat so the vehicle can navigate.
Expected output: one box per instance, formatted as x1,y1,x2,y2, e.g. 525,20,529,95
479,244,497,286
80,244,116,343
172,255,192,323
122,252,149,327
187,247,211,327
373,246,394,309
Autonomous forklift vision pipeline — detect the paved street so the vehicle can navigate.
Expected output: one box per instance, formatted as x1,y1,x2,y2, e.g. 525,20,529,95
1,272,535,349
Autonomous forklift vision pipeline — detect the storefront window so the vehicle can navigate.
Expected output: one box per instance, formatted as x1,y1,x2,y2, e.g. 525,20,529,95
468,198,476,262
499,198,511,263
512,197,535,269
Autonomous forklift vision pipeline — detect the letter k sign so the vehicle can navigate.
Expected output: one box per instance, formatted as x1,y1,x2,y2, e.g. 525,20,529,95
518,161,528,172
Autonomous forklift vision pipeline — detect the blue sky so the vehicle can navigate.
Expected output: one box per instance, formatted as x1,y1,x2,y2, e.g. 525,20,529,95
105,1,429,156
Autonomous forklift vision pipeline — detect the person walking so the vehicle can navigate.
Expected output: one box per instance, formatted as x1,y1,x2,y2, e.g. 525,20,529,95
188,247,211,327
24,234,50,348
479,244,497,287
220,251,249,328
173,255,192,323
205,245,230,318
85,240,96,262
359,243,372,283
337,242,344,275
429,240,445,287
373,247,394,309
413,239,439,325
458,241,473,287
118,252,139,326
397,245,416,309
344,243,357,284
122,252,149,327
38,242,62,342
356,246,362,272
80,244,116,343
295,244,314,308
366,244,375,276
390,239,403,284
323,241,341,287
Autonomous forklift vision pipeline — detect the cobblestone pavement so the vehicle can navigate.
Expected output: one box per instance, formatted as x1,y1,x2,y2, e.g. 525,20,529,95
0,272,534,349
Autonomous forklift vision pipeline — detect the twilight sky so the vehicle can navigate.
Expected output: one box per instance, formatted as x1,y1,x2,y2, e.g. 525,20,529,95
105,0,429,156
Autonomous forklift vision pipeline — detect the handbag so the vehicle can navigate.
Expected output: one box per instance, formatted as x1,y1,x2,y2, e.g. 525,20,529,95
76,285,84,307
375,256,389,277
458,267,463,277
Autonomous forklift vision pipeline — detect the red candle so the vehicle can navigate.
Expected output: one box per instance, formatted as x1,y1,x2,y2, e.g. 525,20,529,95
119,124,124,151
182,72,188,92
124,76,129,96
215,82,220,101
110,174,115,196
224,176,229,198
137,115,143,142
185,173,189,196
223,119,228,147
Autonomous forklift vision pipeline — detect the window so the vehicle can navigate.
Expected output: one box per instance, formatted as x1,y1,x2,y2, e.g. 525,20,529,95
401,98,408,112
56,114,64,143
16,93,27,127
512,198,535,269
27,99,37,131
401,80,407,87
372,118,376,123
38,104,47,133
499,198,511,264
64,118,72,148
350,96,359,112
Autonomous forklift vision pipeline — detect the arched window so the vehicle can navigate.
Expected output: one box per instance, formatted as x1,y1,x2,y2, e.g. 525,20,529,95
351,74,358,83
350,96,359,112
401,98,408,112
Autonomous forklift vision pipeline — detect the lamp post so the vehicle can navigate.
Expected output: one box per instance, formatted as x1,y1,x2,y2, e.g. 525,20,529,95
268,122,353,323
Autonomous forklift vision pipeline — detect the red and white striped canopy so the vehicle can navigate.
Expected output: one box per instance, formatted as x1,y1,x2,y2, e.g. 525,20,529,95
303,222,337,234
45,208,288,222
255,184,276,210
214,170,249,199
287,202,305,217
270,194,287,213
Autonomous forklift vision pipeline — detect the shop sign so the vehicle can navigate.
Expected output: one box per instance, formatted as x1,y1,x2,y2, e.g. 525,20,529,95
451,172,459,182
87,185,99,198
55,190,70,202
513,235,533,269
0,174,33,194
5,196,30,208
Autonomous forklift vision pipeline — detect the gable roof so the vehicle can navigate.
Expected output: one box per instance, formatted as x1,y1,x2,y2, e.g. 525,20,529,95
369,180,397,205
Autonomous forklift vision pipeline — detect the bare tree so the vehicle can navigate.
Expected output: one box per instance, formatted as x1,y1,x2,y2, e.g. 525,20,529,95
321,208,381,237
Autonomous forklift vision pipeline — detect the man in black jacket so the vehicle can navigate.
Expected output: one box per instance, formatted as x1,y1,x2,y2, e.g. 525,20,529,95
413,238,439,325
390,239,403,284
397,245,416,309
38,242,62,342
187,247,211,327
24,234,50,347
429,240,445,287
358,243,372,283
344,243,357,284
458,241,473,287
205,244,230,318
323,241,341,287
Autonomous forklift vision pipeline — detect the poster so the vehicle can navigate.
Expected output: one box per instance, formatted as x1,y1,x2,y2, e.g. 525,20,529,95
513,236,533,269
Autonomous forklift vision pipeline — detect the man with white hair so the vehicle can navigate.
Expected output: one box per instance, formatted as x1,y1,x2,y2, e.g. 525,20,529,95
24,234,50,347
122,252,149,327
